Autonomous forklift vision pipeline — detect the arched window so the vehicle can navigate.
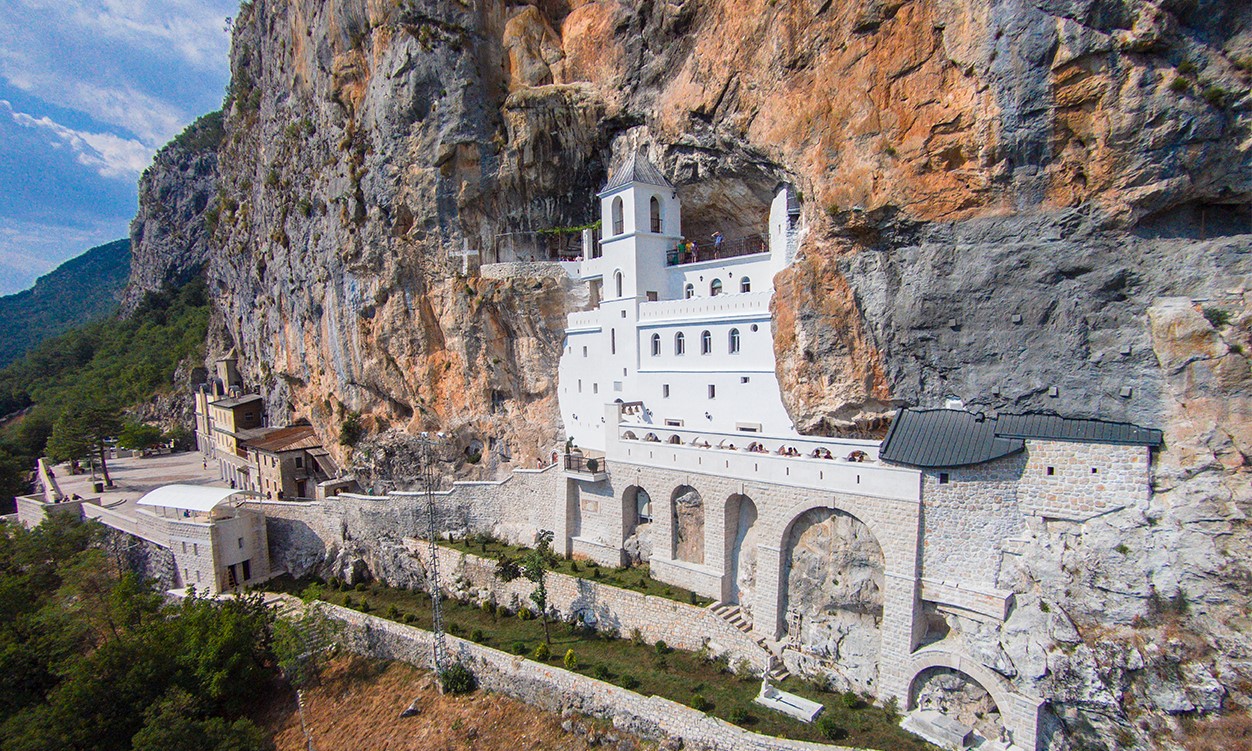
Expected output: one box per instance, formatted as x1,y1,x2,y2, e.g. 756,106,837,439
674,332,686,356
729,328,741,353
684,283,694,299
740,276,751,293
710,279,723,296
650,333,661,356
650,196,662,233
667,434,682,444
611,196,624,235
637,488,653,521
614,270,624,298
700,330,712,355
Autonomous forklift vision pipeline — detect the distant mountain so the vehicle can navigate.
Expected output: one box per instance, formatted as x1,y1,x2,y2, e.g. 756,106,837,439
0,238,130,368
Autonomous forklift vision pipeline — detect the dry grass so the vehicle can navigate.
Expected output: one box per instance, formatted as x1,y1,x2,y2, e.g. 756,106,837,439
257,656,641,751
1180,711,1252,751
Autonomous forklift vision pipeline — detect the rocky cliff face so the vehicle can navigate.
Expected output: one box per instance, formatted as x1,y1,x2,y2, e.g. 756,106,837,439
125,0,1252,747
122,112,223,314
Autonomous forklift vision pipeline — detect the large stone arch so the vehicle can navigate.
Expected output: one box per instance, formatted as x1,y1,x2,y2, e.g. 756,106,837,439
723,493,759,617
904,649,1042,751
779,505,885,692
670,484,704,564
621,485,655,565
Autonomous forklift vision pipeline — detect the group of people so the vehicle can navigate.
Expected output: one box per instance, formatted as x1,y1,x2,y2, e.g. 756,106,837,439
674,231,725,264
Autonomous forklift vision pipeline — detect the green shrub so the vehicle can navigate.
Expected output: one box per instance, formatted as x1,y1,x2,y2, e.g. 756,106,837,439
402,613,416,624
439,662,477,694
512,641,528,655
1202,85,1230,108
1169,77,1190,94
630,627,644,646
1115,543,1130,555
728,707,750,724
447,622,463,636
481,600,495,615
592,664,612,680
690,694,712,712
518,607,534,621
817,714,847,740
386,605,400,619
495,603,511,618
1177,59,1198,77
354,582,368,592
564,649,578,670
619,674,639,689
470,629,485,643
340,411,364,446
359,599,371,613
654,640,670,655
533,642,550,661
1203,307,1232,327
342,594,354,607
841,691,862,709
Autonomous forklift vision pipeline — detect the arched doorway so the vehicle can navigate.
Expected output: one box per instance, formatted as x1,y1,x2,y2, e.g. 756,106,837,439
671,485,704,564
782,507,884,692
725,494,759,618
622,486,654,565
909,666,1005,746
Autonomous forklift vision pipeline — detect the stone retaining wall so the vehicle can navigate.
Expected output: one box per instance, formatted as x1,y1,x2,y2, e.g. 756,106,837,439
321,602,853,751
421,544,768,668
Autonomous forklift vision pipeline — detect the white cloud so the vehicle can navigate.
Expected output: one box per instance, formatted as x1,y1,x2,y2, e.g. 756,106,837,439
3,100,152,179
0,215,129,294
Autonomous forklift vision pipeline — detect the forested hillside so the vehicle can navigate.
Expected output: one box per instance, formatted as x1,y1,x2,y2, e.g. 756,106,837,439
0,278,209,511
0,239,131,369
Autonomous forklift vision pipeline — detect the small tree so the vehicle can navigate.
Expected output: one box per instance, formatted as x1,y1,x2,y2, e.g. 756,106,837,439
47,403,122,486
118,422,164,452
496,529,559,644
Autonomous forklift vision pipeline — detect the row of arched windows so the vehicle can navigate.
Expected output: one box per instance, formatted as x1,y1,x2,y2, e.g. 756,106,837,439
684,277,750,299
610,195,664,237
652,328,741,356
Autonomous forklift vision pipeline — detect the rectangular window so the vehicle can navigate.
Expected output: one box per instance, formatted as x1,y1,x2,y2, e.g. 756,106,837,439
196,570,201,583
1046,466,1055,476
611,328,616,354
593,383,599,394
181,541,187,553
664,419,684,427
613,381,623,392
740,376,750,384
708,384,716,399
242,560,252,581
582,346,588,357
939,472,950,484
238,537,244,549
578,379,582,393
192,543,198,556
295,457,303,469
662,385,670,398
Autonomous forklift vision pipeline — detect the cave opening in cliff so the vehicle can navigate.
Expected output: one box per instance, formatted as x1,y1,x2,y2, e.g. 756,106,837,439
673,171,782,248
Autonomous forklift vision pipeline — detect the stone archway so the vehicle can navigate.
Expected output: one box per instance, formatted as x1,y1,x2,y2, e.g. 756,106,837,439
622,485,654,565
725,493,759,618
909,666,1005,745
671,485,704,564
781,507,885,692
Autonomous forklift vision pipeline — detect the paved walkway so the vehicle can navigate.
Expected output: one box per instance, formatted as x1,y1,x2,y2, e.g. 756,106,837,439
53,451,228,520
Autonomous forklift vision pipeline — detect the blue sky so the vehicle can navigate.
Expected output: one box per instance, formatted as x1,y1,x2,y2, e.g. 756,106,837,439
0,0,239,294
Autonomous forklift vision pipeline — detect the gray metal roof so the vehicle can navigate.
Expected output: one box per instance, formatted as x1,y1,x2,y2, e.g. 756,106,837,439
995,413,1163,447
880,408,1163,468
602,151,673,192
880,409,1024,468
208,394,263,409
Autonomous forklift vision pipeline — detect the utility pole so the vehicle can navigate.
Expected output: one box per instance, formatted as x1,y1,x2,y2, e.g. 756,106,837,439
419,433,449,680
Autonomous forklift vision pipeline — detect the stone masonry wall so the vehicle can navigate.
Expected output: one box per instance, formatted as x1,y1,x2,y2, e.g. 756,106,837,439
1017,441,1150,521
421,544,767,668
920,453,1029,588
322,602,854,751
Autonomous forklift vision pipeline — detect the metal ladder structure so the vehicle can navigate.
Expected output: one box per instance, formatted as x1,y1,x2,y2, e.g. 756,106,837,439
418,435,449,679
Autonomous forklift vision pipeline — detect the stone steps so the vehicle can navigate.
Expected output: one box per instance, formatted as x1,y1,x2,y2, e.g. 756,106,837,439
708,602,791,681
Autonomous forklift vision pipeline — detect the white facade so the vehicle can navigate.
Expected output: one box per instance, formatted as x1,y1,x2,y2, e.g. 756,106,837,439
558,154,802,452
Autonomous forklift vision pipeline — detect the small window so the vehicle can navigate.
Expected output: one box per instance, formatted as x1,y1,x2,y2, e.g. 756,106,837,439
708,384,716,399
684,283,694,299
1091,467,1098,474
612,196,624,235
593,383,599,394
729,328,741,354
650,196,662,233
614,270,624,298
700,330,712,355
664,419,683,427
1046,466,1055,476
242,560,251,581
662,384,671,398
193,543,198,556
740,276,751,293
295,457,303,469
582,346,588,357
651,333,661,356
710,279,723,296
238,537,244,549
611,328,617,354
939,472,950,485
740,376,750,384
675,332,685,355
578,379,583,393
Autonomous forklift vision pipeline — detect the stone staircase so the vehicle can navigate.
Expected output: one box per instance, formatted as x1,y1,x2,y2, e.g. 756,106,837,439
709,602,791,681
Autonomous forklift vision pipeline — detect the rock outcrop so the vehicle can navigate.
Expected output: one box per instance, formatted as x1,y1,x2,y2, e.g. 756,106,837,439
123,112,223,314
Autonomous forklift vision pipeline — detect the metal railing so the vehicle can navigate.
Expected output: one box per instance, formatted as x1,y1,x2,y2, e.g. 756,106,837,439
563,454,608,475
666,234,767,266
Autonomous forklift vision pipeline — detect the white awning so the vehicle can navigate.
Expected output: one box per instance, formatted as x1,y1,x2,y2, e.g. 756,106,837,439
136,485,243,512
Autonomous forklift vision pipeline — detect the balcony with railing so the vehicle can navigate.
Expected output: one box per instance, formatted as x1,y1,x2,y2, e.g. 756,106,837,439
665,233,767,266
563,453,608,481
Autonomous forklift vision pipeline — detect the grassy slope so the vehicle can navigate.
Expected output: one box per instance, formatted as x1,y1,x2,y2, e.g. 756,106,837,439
0,239,131,369
271,578,936,751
